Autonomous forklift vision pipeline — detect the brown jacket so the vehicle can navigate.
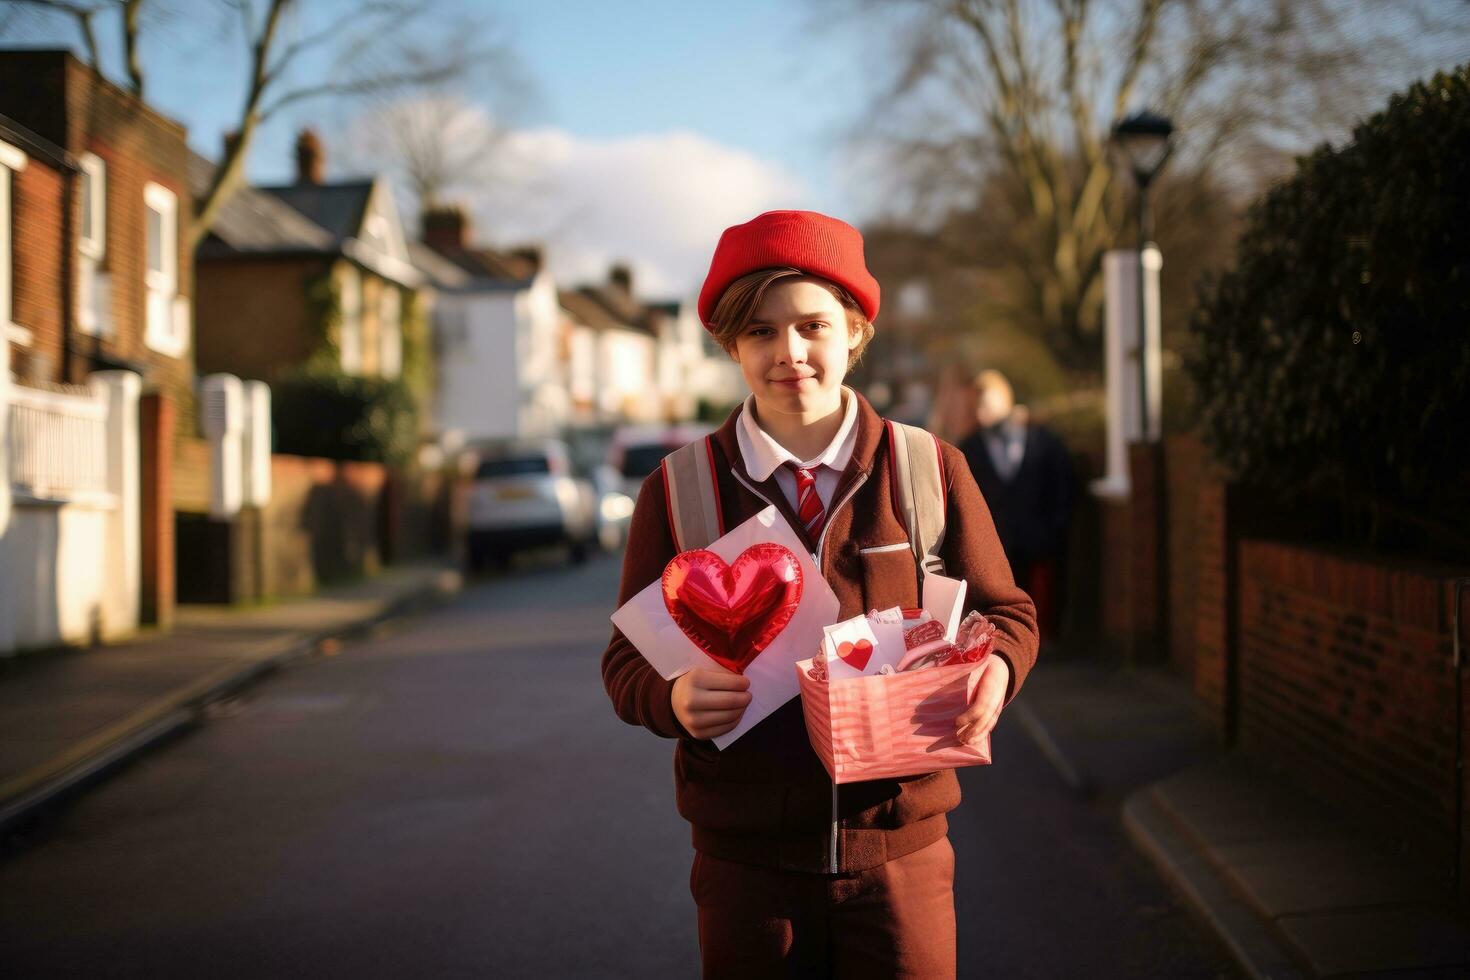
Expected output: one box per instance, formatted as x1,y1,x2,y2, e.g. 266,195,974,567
601,392,1038,873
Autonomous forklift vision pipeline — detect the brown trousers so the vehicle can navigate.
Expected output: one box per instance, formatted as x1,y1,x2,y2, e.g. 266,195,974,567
690,837,956,979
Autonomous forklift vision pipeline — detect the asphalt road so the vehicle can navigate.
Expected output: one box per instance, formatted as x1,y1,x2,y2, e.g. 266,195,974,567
0,550,1240,979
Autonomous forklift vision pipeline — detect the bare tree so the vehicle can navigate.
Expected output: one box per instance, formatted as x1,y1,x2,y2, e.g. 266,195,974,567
845,0,1469,373
353,96,505,217
336,37,535,225
4,0,503,249
5,1,137,86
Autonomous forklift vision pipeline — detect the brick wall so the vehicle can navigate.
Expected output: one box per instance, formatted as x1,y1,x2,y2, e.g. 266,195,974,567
262,455,388,597
1164,435,1202,676
1097,443,1168,662
193,257,324,381
1098,497,1130,645
1237,540,1468,887
1192,467,1233,738
1157,434,1236,736
171,435,211,513
0,50,197,431
8,155,67,383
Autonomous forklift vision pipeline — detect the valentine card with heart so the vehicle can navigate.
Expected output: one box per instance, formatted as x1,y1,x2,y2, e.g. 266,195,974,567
821,612,906,680
610,506,840,748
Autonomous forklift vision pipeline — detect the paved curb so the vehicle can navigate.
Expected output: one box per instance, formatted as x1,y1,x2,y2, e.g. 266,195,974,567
0,569,462,841
1123,787,1307,980
1010,699,1094,798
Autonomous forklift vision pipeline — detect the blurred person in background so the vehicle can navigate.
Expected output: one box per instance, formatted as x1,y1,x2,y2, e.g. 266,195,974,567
926,362,982,445
958,370,1075,648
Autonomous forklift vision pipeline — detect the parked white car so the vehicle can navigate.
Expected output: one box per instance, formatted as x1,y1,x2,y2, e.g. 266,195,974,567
465,440,597,571
607,423,715,502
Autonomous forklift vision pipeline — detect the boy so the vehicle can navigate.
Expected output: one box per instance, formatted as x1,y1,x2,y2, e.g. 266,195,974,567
601,210,1038,979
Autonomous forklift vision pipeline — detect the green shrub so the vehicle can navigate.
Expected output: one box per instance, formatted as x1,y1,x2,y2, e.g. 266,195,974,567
1186,65,1470,547
272,368,419,466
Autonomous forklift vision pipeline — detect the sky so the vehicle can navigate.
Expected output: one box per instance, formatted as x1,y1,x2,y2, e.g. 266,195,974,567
7,0,882,301
3,1,1463,301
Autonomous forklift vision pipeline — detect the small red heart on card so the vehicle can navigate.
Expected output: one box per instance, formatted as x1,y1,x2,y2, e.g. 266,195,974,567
836,639,874,671
661,544,803,674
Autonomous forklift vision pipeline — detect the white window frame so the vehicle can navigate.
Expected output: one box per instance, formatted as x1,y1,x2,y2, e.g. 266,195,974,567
78,152,105,260
77,152,109,336
378,284,401,379
1,138,26,343
337,264,362,373
143,181,185,357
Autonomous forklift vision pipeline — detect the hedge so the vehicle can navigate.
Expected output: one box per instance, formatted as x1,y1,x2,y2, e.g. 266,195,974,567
272,368,419,467
1186,65,1470,547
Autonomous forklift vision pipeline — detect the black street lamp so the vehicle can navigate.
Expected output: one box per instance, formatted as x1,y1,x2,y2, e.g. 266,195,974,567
1111,109,1174,440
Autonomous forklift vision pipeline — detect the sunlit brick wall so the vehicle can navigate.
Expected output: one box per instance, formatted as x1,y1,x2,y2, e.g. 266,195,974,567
1237,541,1466,886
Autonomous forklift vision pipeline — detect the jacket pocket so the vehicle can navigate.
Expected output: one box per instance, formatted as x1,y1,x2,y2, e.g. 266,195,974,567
857,544,920,611
857,541,911,555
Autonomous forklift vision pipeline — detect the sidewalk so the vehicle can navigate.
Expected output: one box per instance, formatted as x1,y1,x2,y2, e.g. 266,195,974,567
1014,655,1470,979
0,562,462,840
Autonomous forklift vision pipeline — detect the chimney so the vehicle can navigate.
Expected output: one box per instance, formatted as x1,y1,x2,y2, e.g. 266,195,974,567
294,128,324,185
609,263,633,296
422,205,470,253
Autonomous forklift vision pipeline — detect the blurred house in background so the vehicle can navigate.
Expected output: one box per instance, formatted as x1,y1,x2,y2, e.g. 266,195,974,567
0,50,196,651
560,267,661,425
184,129,435,604
558,265,740,428
415,205,565,445
648,298,744,422
191,129,425,389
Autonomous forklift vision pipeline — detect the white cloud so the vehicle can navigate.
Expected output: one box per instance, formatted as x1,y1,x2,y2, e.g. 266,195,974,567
469,127,809,298
336,97,810,299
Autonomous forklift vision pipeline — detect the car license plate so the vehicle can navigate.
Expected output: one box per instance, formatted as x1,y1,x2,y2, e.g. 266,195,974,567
496,485,535,501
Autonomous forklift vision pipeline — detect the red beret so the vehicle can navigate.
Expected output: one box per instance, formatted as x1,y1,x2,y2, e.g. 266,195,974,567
697,210,881,331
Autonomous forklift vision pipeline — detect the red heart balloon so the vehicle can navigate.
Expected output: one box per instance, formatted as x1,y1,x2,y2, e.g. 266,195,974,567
662,544,804,674
836,639,874,671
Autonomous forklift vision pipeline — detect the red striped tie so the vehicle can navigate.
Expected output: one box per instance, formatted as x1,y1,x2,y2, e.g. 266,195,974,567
786,462,827,539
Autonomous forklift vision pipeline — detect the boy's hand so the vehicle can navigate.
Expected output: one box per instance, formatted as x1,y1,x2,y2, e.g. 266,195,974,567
672,668,753,740
954,655,1010,745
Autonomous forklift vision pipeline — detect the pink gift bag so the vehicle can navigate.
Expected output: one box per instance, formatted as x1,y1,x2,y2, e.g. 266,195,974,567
795,654,994,784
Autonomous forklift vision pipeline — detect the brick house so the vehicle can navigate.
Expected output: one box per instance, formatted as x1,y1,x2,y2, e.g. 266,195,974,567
0,49,195,418
191,129,426,390
1,49,195,646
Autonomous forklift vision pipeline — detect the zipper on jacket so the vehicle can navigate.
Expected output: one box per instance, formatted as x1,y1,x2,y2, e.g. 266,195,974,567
732,466,870,874
816,473,867,873
829,780,840,872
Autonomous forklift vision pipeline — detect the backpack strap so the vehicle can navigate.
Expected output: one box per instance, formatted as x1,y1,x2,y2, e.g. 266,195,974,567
884,420,948,582
660,436,725,552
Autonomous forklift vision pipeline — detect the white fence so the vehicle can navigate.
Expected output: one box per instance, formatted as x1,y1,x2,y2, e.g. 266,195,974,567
0,371,139,654
7,381,108,499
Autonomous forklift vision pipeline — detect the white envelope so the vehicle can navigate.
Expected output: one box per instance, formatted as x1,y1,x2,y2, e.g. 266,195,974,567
924,572,968,642
822,608,907,679
610,506,841,748
816,569,968,682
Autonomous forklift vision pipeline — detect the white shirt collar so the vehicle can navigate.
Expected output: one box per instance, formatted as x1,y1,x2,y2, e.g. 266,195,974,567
736,386,860,483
